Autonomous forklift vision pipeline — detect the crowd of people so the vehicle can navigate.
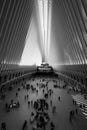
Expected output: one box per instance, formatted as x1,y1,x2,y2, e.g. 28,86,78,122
0,75,83,130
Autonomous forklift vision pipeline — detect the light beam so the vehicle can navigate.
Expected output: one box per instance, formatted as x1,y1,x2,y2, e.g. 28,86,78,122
37,0,52,62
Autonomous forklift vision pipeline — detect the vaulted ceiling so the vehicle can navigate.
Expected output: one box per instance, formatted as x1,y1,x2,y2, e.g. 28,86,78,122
0,0,87,70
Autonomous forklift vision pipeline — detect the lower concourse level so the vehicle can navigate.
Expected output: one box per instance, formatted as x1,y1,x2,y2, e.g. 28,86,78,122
0,73,87,130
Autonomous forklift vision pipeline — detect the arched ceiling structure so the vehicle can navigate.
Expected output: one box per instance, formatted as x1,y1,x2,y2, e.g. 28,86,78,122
0,0,87,70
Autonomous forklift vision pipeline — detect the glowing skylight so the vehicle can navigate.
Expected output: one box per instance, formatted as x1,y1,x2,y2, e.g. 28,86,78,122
20,0,52,66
